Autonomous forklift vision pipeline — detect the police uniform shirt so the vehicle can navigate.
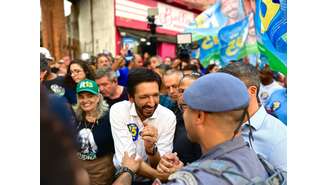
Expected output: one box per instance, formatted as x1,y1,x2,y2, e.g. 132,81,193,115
164,136,268,185
265,88,287,125
259,80,283,105
110,100,176,168
242,106,287,171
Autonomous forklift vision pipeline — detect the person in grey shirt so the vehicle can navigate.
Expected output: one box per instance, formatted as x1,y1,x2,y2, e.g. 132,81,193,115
220,62,287,171
112,73,269,185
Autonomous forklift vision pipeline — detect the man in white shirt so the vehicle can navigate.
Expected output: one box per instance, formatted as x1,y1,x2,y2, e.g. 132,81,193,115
110,68,176,184
258,65,283,105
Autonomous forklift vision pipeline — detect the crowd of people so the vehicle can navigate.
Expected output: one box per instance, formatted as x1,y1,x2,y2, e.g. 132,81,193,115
40,47,287,185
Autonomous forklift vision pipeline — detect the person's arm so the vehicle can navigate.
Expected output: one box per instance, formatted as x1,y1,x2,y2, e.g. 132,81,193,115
147,150,161,168
110,103,136,167
112,173,133,185
111,58,124,71
113,152,169,184
141,123,161,167
137,161,170,181
156,113,177,158
113,152,141,185
156,153,184,175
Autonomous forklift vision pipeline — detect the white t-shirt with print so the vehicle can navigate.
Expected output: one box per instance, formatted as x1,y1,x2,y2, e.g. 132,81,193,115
259,80,283,105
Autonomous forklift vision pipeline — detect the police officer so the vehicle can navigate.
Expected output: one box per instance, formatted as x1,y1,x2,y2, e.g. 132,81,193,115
112,73,269,185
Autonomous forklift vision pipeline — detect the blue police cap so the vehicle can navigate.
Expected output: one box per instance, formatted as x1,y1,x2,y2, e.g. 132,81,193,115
183,73,249,112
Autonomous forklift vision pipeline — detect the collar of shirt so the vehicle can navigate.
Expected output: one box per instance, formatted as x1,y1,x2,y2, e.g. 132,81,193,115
199,136,246,160
242,105,266,131
129,102,159,120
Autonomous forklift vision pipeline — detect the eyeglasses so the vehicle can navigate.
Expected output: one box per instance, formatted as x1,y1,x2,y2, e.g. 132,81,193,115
178,88,185,94
70,70,83,75
183,72,201,79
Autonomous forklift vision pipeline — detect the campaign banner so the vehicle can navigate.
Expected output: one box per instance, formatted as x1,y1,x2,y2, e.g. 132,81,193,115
190,17,250,67
185,0,287,75
254,0,287,75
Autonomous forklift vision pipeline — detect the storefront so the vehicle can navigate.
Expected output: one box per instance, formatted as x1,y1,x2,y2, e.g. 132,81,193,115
114,0,197,58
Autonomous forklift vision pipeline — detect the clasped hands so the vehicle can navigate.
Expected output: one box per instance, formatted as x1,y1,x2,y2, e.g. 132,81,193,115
140,123,158,154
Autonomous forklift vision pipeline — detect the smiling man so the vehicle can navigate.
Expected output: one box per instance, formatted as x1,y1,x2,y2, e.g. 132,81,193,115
110,67,176,185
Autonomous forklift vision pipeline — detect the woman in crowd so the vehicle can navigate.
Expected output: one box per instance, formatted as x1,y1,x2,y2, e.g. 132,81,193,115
74,79,115,185
64,59,96,105
205,63,220,74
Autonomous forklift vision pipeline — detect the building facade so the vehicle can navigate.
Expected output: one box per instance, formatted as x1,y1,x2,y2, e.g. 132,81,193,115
67,0,204,58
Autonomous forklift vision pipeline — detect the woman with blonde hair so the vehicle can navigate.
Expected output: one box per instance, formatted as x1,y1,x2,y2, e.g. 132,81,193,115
73,79,115,185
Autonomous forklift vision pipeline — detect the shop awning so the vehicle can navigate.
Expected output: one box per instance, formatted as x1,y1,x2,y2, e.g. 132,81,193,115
118,27,177,44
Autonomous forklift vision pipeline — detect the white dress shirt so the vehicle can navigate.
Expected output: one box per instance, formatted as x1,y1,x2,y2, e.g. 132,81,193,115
110,100,177,168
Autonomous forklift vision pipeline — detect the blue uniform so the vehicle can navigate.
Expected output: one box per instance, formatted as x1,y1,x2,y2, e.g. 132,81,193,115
265,88,287,125
242,106,287,171
164,136,268,185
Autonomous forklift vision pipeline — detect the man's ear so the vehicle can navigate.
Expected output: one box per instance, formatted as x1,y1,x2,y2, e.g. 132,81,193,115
195,110,206,126
248,86,257,97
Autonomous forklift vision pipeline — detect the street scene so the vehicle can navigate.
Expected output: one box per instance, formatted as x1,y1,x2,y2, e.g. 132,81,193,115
40,0,287,185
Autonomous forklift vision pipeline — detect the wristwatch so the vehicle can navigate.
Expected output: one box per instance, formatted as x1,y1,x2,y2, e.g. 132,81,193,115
146,144,158,156
114,166,136,181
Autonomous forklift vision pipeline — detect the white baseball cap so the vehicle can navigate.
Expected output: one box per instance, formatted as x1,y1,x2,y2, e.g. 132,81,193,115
40,47,54,60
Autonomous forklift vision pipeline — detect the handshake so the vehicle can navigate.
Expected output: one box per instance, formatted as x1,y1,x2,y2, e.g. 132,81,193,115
121,151,184,181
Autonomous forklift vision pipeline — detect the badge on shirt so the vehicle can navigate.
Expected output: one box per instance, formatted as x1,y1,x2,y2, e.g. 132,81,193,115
50,84,65,96
272,101,281,111
260,92,269,101
127,123,139,141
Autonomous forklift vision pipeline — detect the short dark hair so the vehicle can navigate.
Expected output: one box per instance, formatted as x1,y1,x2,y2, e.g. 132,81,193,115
220,62,260,89
40,53,50,72
127,67,162,97
205,64,217,74
220,62,260,102
183,64,198,72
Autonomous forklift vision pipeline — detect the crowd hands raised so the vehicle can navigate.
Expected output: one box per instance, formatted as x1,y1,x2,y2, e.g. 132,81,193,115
40,46,287,185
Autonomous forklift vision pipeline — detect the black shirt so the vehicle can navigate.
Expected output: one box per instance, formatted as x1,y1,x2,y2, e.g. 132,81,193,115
43,76,66,97
104,87,129,108
43,76,77,105
173,108,202,165
76,111,115,160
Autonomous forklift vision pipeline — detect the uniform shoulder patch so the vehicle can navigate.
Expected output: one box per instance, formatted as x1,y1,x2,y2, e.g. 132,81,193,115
168,170,198,185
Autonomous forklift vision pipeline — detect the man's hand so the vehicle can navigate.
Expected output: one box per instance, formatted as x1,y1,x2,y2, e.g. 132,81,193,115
141,124,158,154
121,152,142,173
156,152,184,174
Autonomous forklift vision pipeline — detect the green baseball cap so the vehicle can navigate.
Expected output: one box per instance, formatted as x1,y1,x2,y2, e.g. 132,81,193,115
76,79,99,95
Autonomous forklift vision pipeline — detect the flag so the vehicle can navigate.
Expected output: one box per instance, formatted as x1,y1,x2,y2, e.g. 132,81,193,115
254,0,287,75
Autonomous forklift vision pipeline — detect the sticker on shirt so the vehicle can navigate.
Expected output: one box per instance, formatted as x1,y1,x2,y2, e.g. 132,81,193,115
272,101,281,111
50,84,65,96
77,128,98,160
260,92,269,101
127,123,139,142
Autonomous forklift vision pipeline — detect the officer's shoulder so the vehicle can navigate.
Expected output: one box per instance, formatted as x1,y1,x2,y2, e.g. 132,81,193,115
167,160,242,185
